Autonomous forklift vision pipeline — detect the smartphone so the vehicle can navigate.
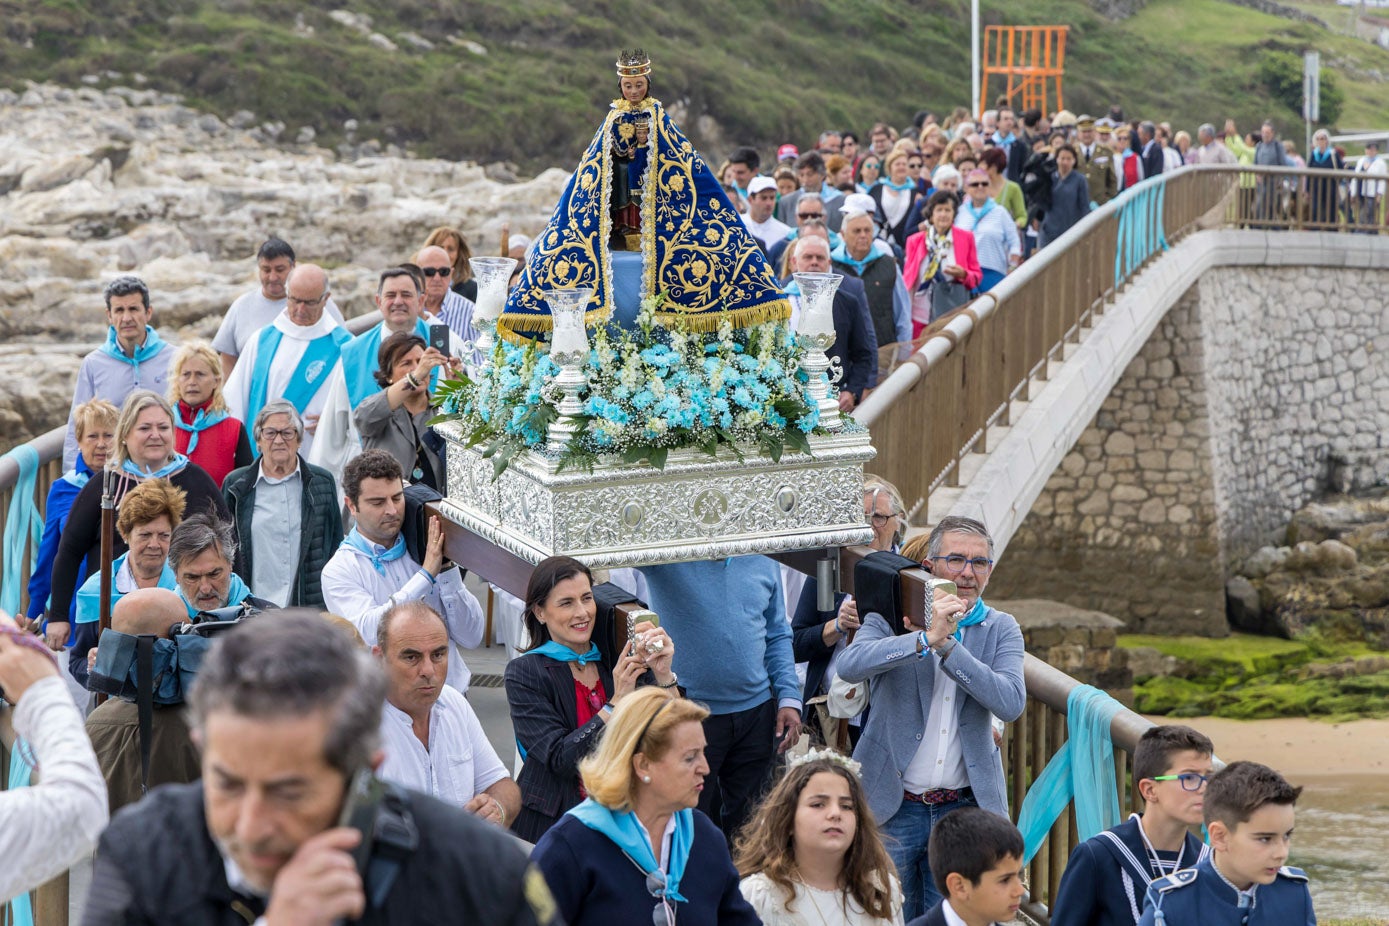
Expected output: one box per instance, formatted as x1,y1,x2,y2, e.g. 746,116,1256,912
626,609,661,656
337,768,385,877
428,324,450,353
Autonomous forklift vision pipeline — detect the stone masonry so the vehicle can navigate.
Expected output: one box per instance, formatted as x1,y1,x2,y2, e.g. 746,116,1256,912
988,264,1389,636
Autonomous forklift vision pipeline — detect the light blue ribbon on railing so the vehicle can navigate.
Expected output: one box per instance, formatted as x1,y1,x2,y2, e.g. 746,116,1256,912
1,444,43,616
5,741,35,925
1016,684,1125,864
1114,178,1173,287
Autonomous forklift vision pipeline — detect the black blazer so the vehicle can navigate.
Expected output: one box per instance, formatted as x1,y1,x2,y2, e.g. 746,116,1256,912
504,652,615,843
790,579,843,707
905,901,951,926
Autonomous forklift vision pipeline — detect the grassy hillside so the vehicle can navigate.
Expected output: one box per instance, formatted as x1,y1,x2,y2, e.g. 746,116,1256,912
1,0,1386,170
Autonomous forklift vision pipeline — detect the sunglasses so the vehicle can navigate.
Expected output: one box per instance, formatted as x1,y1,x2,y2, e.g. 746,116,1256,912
967,182,990,188
421,267,451,278
798,212,824,220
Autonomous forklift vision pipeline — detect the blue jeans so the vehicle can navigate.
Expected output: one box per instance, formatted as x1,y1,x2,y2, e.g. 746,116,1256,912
879,794,978,920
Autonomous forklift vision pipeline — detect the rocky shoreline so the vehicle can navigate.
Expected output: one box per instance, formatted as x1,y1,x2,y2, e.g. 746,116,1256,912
0,81,568,445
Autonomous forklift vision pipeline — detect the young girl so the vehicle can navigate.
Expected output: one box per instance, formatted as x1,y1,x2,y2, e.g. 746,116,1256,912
736,751,904,925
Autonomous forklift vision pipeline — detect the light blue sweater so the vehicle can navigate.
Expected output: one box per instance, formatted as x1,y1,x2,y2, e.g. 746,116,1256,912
640,557,801,716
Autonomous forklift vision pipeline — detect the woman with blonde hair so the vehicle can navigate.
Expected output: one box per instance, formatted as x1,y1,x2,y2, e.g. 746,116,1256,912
737,751,904,925
167,340,251,488
532,687,760,926
423,226,477,301
45,390,229,671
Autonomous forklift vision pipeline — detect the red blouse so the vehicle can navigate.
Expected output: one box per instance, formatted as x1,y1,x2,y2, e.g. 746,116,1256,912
574,676,608,728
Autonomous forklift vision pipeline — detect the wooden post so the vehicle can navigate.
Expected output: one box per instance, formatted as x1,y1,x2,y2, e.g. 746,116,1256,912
95,467,116,705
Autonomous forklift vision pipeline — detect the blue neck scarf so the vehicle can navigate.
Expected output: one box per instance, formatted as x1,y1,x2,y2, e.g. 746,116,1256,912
533,641,603,666
568,799,693,904
101,325,166,370
176,401,229,454
830,239,886,276
954,597,989,641
340,528,407,575
121,453,190,481
992,131,1016,148
963,198,996,224
179,571,252,616
882,179,915,192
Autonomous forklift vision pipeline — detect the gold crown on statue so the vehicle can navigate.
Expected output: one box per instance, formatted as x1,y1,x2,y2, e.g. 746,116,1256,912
788,747,863,777
616,48,652,79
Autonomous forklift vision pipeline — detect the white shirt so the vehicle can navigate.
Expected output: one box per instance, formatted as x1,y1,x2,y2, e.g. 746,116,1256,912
223,311,346,456
250,461,302,607
320,545,484,692
743,214,792,248
941,899,975,926
378,687,509,808
212,289,344,357
0,676,108,903
1353,155,1387,198
901,650,968,793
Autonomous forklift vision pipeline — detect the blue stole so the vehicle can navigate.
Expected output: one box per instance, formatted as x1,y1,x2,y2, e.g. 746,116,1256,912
533,641,602,666
100,325,166,385
178,571,253,616
881,179,915,192
175,402,229,454
121,453,190,481
568,799,693,904
75,552,179,623
247,323,351,437
954,596,989,641
830,239,890,276
339,528,407,575
342,319,437,407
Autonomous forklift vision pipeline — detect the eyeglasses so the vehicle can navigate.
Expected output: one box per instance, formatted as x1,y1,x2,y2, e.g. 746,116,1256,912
421,267,452,278
286,293,326,307
866,512,896,525
646,870,675,926
259,428,299,443
1151,772,1210,791
930,555,995,576
797,212,824,220
968,182,990,188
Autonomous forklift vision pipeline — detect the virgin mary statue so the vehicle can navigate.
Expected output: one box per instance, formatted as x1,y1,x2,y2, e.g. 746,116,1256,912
498,50,790,340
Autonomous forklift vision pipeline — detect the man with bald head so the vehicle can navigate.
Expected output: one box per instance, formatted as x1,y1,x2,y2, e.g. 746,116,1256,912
416,245,482,370
224,263,351,455
85,588,203,812
784,236,876,409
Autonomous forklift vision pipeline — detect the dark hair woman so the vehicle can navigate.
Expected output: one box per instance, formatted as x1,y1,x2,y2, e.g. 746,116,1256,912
352,331,451,490
503,555,677,843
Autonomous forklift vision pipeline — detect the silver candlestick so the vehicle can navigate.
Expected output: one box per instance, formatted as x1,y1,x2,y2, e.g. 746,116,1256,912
543,287,594,455
791,271,844,431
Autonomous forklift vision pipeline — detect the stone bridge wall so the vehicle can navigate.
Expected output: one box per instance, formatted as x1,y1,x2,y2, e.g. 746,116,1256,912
987,263,1389,635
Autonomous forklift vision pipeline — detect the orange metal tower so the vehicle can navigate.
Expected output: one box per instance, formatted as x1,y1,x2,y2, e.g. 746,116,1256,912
979,25,1069,117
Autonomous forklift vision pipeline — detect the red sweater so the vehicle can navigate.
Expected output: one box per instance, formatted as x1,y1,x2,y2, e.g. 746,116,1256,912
174,400,252,489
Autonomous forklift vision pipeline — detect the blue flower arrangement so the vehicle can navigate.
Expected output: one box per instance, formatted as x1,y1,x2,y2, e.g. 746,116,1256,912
435,294,834,476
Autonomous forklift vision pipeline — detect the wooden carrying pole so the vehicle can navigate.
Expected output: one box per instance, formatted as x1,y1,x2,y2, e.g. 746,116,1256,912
96,467,116,704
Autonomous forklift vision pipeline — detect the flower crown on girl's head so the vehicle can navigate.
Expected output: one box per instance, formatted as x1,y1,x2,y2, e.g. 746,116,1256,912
788,747,862,778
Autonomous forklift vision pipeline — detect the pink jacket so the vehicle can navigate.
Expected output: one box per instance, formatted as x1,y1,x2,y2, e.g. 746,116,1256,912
903,226,983,293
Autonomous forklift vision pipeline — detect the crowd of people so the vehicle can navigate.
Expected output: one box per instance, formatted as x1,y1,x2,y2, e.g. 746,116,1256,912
0,91,1345,925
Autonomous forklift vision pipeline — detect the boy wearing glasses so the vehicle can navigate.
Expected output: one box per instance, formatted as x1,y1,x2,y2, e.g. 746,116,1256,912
1139,761,1313,925
1052,725,1215,926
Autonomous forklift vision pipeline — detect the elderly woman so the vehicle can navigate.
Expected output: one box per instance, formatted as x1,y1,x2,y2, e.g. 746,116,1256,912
423,226,477,301
24,398,117,630
168,340,252,488
73,479,185,631
1306,129,1344,227
504,556,676,843
532,687,761,926
45,391,229,670
353,331,452,490
904,190,982,334
956,168,1022,292
791,476,910,747
869,150,918,250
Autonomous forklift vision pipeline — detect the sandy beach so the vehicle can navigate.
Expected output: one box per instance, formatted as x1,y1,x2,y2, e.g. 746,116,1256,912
1145,716,1389,777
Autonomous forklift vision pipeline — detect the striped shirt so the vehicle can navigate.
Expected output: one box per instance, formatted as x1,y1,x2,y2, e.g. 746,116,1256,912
955,201,1020,276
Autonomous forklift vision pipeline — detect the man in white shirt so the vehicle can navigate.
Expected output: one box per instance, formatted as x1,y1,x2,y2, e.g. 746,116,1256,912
321,449,484,692
375,600,519,824
742,176,792,250
223,263,350,456
212,238,344,379
1352,141,1387,230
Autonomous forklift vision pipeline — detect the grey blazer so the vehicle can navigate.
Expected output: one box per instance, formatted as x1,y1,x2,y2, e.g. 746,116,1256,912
836,605,1026,827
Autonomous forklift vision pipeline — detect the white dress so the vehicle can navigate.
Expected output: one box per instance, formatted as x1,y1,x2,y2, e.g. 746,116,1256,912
739,873,905,926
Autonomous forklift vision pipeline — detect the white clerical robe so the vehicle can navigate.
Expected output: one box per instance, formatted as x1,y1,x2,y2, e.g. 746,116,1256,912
377,687,508,809
320,545,484,692
224,311,346,456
